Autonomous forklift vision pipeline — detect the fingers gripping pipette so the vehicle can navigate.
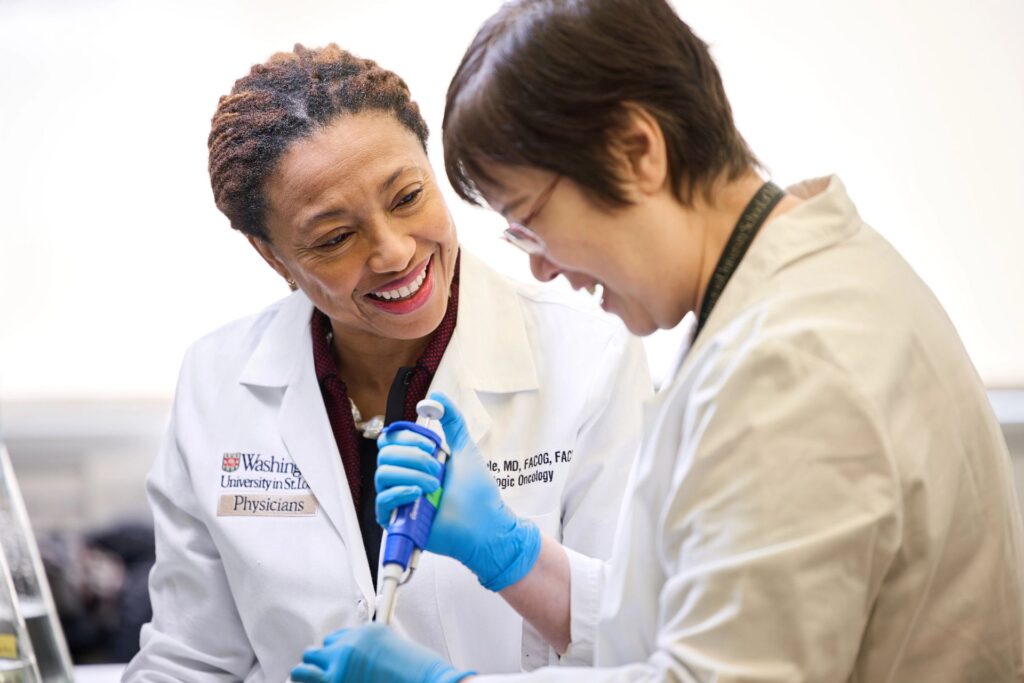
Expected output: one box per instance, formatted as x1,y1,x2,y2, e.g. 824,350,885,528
375,399,449,626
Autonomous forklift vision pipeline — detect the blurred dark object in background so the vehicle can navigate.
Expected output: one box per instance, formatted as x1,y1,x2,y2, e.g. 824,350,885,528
37,522,154,664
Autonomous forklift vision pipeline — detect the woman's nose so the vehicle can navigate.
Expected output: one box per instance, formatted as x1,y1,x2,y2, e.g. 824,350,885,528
366,224,417,274
529,254,561,283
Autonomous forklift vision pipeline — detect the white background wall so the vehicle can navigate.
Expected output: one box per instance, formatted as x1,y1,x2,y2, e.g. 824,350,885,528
1,0,1022,404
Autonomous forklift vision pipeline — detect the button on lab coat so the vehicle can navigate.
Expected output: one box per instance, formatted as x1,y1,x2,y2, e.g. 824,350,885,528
122,251,651,682
482,176,1024,682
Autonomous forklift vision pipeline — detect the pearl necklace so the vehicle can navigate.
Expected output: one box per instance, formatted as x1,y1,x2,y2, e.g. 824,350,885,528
325,327,385,440
350,398,385,440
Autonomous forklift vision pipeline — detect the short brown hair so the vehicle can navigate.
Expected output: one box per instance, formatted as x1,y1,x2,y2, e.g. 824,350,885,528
443,0,757,208
208,44,429,241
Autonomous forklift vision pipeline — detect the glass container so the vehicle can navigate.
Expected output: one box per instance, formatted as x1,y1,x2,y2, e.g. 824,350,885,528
0,445,73,683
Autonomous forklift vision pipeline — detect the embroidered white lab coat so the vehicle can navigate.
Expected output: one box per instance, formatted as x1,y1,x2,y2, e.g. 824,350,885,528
122,251,651,683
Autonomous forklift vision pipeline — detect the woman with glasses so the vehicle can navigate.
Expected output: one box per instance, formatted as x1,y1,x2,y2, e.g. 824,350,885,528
294,0,1024,681
121,43,651,683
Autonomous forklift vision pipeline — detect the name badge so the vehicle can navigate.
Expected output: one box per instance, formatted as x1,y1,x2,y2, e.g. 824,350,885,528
217,493,318,517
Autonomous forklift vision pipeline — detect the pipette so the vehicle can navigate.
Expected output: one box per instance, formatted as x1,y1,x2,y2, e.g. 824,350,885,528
374,399,449,626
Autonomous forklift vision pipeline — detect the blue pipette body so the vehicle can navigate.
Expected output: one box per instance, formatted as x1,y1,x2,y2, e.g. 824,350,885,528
381,422,446,570
375,399,449,624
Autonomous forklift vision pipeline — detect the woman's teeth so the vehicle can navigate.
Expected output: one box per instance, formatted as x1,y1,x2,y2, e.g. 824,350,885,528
372,265,428,301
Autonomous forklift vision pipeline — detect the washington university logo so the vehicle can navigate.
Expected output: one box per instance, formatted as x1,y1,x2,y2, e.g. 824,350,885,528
222,453,241,473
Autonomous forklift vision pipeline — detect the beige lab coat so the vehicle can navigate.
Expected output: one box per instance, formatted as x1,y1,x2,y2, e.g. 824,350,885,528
485,177,1024,683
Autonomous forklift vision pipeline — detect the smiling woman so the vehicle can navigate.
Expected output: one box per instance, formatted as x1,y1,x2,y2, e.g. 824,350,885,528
208,45,454,352
257,112,456,345
121,43,653,683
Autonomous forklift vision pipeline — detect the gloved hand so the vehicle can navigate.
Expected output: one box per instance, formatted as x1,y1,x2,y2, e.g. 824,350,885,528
376,392,541,591
289,624,472,683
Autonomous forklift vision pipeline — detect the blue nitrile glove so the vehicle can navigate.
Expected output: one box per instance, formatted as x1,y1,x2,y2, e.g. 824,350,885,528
289,624,472,683
376,392,542,591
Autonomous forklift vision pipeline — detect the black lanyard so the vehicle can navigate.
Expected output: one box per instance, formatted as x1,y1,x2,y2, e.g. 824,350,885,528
693,181,785,341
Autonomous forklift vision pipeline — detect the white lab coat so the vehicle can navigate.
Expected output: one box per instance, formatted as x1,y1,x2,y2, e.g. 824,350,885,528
483,176,1024,682
123,251,651,683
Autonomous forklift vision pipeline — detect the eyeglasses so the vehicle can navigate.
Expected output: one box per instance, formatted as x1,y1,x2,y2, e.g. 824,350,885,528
502,175,560,255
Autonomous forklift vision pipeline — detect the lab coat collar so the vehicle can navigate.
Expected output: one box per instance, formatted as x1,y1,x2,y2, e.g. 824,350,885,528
673,174,862,382
742,174,862,285
238,291,315,388
449,251,538,393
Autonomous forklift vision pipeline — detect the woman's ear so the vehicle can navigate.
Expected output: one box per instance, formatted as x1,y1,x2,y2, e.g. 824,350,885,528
608,103,668,198
248,235,296,289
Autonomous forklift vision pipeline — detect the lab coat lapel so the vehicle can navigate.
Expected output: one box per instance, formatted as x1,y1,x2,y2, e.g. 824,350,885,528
278,356,374,604
432,330,494,446
239,291,374,606
431,252,540,446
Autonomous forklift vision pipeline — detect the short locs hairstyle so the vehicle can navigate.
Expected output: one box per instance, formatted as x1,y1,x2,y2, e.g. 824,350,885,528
208,44,429,241
443,0,757,209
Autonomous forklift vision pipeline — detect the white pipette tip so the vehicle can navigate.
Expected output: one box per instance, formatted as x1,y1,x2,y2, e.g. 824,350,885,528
376,563,404,626
416,399,445,421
